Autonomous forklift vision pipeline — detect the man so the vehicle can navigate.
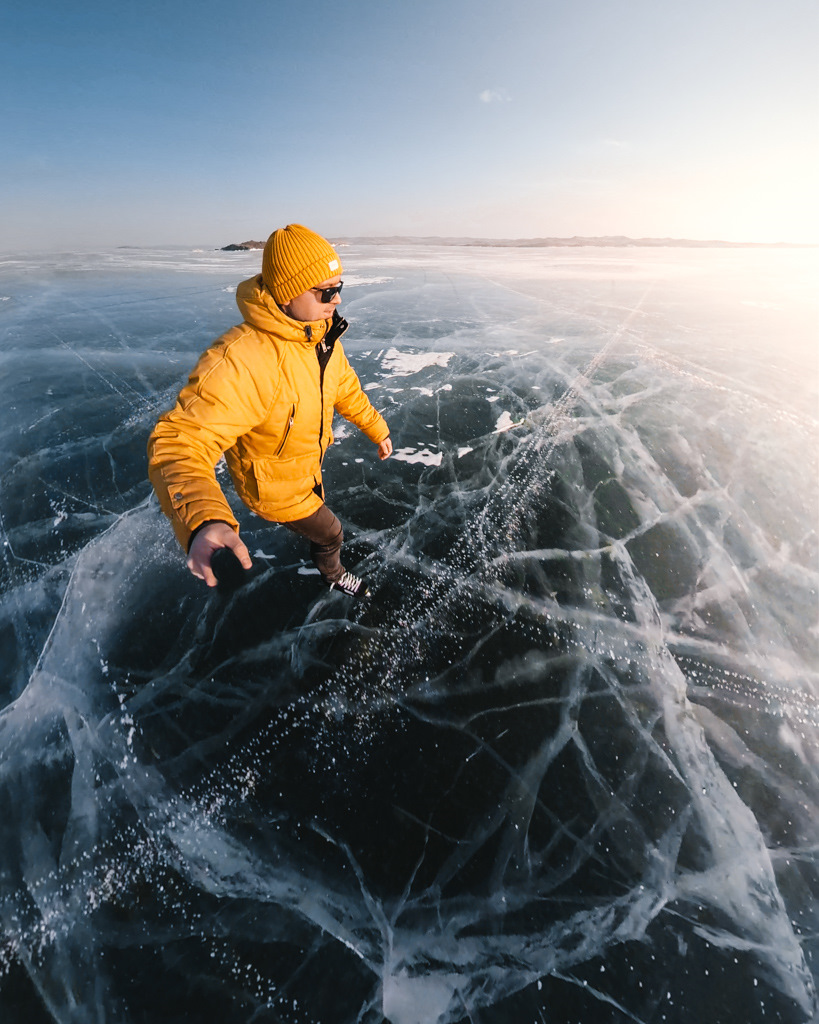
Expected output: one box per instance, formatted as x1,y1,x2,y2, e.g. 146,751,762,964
148,224,392,598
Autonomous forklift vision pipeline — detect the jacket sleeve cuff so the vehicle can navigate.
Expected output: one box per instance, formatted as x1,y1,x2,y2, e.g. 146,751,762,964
363,415,390,445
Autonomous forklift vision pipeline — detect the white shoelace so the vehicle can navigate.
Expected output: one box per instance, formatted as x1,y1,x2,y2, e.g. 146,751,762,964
334,571,362,594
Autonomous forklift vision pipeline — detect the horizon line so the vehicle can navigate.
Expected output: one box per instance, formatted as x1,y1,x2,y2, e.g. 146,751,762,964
222,234,818,251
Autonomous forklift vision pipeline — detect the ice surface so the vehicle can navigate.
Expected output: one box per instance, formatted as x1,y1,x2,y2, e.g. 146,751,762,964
0,244,817,1023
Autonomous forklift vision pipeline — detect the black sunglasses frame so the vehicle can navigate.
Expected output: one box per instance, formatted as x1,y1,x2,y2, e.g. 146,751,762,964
312,281,343,303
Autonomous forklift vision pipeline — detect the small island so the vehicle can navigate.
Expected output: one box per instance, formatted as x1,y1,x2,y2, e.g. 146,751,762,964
219,240,265,251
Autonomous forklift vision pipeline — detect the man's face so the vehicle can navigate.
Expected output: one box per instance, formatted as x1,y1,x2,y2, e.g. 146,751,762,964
281,276,342,322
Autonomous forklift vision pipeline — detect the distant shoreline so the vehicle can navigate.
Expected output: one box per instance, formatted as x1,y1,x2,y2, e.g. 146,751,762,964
337,235,817,249
220,236,816,251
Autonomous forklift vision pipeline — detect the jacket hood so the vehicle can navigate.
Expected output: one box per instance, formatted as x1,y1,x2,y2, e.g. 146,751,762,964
235,275,329,344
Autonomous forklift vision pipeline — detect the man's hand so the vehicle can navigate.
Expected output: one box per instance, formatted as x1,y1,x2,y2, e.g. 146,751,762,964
377,437,393,460
187,522,252,587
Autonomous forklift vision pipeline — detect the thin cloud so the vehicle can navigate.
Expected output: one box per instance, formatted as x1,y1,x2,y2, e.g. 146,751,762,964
479,88,511,104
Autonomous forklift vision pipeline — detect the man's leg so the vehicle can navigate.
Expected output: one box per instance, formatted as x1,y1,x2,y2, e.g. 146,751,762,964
282,505,344,583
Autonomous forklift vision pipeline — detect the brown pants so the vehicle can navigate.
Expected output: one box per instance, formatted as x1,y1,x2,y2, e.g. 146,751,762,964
282,504,344,583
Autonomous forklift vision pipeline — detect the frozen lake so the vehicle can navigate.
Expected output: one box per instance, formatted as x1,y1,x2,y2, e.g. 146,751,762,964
0,242,817,1023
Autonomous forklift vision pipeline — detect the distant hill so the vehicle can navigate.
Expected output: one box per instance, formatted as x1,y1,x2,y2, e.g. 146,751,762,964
331,235,815,249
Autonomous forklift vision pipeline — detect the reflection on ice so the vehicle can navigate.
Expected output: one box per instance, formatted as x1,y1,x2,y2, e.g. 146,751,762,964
0,244,817,1023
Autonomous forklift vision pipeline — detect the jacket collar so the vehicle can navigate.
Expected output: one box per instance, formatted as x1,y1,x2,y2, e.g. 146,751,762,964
235,275,331,344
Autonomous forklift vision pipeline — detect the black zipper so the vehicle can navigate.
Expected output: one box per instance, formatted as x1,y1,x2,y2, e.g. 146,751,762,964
317,336,329,460
309,313,348,461
274,403,296,456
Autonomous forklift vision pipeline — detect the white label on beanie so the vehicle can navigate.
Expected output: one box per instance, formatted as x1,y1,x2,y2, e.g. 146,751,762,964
328,260,339,271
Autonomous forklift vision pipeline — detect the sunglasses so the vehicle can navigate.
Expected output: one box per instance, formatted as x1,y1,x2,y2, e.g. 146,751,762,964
311,281,343,302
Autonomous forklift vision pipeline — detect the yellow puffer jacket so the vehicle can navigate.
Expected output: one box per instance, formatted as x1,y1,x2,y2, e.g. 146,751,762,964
148,275,389,550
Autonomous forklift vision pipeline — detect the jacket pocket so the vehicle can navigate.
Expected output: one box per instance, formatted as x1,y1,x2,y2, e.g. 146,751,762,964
251,456,314,503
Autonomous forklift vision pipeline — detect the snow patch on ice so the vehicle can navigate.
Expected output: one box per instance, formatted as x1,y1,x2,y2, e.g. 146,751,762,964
394,447,443,466
382,969,459,1024
381,348,454,375
494,411,517,433
344,275,393,286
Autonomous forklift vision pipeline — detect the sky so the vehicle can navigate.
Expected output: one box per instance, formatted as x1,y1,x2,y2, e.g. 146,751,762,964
1,0,817,250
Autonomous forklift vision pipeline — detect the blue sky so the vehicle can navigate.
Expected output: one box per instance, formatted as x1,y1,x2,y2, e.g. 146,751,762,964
2,0,817,249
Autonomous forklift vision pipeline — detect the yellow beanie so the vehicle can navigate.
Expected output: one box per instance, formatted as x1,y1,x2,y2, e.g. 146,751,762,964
261,224,343,304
